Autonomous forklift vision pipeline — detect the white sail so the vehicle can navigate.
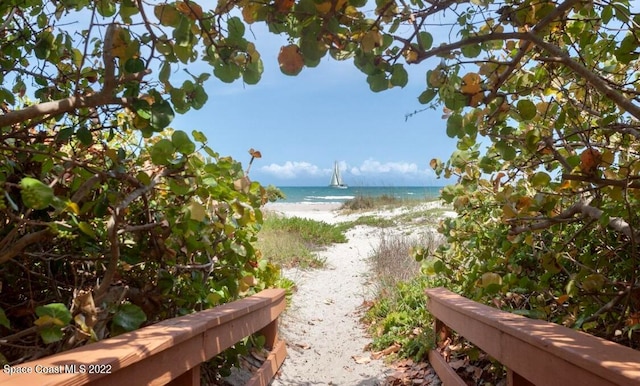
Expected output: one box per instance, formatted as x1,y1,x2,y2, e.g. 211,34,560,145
329,161,347,189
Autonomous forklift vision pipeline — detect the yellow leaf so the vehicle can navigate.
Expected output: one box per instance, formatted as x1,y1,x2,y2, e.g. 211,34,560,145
241,3,259,23
78,221,97,239
315,0,346,14
66,201,80,215
501,204,518,220
105,148,118,162
110,26,127,59
34,315,64,327
187,201,206,222
480,272,502,288
176,1,203,20
403,48,419,64
242,275,257,286
361,31,382,53
461,72,482,95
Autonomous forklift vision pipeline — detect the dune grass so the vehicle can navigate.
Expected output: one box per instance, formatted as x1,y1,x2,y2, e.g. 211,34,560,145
256,213,347,269
364,231,446,360
340,194,437,211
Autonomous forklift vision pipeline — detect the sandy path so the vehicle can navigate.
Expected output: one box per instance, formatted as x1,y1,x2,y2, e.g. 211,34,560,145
268,203,391,385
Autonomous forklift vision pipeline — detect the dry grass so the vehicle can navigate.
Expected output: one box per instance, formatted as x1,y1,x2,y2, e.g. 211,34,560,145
370,231,444,290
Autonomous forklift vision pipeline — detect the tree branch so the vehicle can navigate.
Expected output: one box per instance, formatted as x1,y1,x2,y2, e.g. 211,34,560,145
0,23,147,129
527,32,640,120
509,197,637,239
0,229,54,264
93,169,171,301
562,173,640,190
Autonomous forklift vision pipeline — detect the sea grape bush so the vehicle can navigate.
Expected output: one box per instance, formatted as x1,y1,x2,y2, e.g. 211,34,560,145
1,0,640,368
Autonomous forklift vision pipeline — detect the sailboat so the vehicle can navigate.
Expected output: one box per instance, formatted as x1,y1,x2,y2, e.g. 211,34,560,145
329,161,348,189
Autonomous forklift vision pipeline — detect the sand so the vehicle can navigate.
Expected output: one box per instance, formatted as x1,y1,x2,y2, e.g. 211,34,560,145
261,201,450,385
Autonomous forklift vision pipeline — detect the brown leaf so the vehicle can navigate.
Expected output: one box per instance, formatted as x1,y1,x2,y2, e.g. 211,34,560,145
249,148,262,158
278,44,304,76
275,0,295,12
352,355,372,364
449,359,466,370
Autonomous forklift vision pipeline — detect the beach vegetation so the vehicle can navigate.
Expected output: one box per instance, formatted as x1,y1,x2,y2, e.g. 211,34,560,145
339,215,396,229
341,195,434,211
256,215,329,269
2,0,640,377
365,232,445,360
256,213,349,268
262,215,347,246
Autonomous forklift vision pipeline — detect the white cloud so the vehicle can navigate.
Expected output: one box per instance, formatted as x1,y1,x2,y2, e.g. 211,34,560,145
259,159,434,183
260,161,325,179
351,159,425,175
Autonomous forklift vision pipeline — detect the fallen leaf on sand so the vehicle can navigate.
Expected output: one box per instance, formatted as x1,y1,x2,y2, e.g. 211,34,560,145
295,343,311,350
352,355,372,364
449,359,466,370
372,343,401,359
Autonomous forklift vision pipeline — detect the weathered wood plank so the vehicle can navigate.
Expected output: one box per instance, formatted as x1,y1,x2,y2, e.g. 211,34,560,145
425,287,640,386
427,349,467,386
246,339,287,386
0,289,286,386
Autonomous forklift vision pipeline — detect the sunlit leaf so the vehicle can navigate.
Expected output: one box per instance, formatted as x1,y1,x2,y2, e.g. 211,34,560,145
172,130,196,154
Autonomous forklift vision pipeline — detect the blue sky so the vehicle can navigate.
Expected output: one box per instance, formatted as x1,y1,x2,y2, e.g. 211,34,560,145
173,23,457,187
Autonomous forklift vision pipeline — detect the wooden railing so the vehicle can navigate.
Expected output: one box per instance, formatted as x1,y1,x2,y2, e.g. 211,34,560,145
425,287,640,386
0,288,286,386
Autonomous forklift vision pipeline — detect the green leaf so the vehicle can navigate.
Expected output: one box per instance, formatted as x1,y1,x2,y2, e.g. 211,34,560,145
531,171,551,188
461,44,481,58
390,64,408,87
367,73,388,92
446,114,463,138
112,303,147,332
150,100,175,130
443,92,467,111
517,100,537,120
155,4,182,26
228,17,245,39
418,89,436,104
150,139,175,165
20,177,55,210
214,62,241,83
243,60,263,85
172,130,196,154
35,303,72,344
417,32,433,50
192,85,208,109
192,130,208,143
124,57,145,73
76,126,93,146
159,62,171,83
78,222,97,239
0,307,9,329
168,178,191,195
97,0,117,17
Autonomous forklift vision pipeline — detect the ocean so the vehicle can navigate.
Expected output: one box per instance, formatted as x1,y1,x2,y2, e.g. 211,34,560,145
275,186,444,204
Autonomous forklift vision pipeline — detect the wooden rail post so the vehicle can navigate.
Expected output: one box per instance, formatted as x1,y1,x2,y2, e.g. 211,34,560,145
425,287,640,386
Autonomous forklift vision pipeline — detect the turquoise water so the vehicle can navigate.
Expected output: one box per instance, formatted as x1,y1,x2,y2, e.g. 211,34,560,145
276,186,443,204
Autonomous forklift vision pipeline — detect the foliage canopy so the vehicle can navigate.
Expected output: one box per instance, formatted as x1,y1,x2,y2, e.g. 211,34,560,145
2,0,640,369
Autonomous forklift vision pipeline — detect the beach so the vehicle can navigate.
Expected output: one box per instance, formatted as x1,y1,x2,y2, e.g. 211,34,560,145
259,200,450,385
